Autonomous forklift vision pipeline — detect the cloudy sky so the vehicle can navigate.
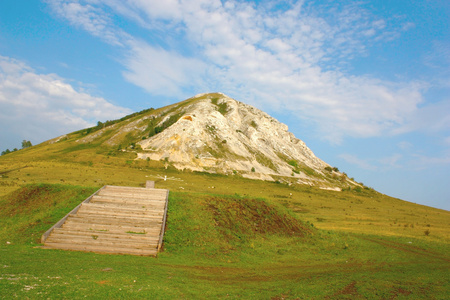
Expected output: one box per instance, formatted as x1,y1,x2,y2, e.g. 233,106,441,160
1,0,449,210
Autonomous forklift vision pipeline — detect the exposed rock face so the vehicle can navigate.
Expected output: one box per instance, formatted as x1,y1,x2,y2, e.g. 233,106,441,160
137,93,330,182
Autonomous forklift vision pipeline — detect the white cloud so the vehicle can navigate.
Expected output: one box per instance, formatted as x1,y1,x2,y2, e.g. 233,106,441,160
392,99,450,135
46,0,130,46
339,153,377,171
378,154,402,168
122,41,207,97
410,153,450,169
0,56,131,147
340,152,406,171
444,136,450,147
397,141,413,150
46,0,444,143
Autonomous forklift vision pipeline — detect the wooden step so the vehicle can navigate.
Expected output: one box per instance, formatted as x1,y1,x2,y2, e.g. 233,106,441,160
96,191,168,199
64,215,162,227
80,202,164,215
44,237,158,248
74,211,164,222
101,186,168,194
52,228,160,240
97,192,167,201
45,237,159,249
42,243,158,256
46,234,159,246
63,216,162,227
60,222,159,234
100,186,167,194
103,186,168,194
42,184,168,256
77,205,164,219
76,209,164,219
63,218,162,230
90,196,166,207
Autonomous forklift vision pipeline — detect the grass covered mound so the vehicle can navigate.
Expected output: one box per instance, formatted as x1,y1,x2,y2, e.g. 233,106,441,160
206,196,313,239
0,184,97,244
162,192,315,260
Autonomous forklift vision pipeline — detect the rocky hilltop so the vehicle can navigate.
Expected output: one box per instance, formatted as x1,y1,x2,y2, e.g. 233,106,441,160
137,93,325,179
58,92,356,189
132,93,354,188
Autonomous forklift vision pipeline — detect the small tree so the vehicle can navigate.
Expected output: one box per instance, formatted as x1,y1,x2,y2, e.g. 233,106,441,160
21,140,32,149
1,149,11,156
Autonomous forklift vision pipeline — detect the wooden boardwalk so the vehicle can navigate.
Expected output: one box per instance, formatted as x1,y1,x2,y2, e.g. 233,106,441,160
41,184,169,256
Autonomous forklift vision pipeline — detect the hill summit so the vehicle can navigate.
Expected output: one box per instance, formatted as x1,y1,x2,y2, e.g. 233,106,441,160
54,92,356,189
138,93,327,179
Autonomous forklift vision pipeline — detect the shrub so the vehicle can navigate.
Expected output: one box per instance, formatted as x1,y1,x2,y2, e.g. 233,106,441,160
21,140,32,149
288,160,298,168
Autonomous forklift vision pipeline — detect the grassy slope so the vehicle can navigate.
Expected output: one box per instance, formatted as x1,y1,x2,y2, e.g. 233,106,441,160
0,141,449,299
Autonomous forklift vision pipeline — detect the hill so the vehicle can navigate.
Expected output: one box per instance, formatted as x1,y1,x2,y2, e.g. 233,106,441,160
20,92,355,189
0,93,449,298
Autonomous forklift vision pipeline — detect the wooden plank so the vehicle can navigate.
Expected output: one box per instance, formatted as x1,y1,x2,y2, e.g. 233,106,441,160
64,216,163,227
76,210,164,219
80,203,164,215
63,222,161,231
46,238,158,248
103,185,167,193
96,190,168,197
52,229,160,239
93,196,167,204
47,234,159,245
64,215,162,225
42,184,169,256
101,186,168,194
95,189,167,195
42,243,158,256
59,223,160,234
77,205,164,214
97,193,167,201
75,211,164,221
40,186,107,243
54,225,161,233
77,207,164,217
157,189,170,252
89,197,166,207
44,237,158,248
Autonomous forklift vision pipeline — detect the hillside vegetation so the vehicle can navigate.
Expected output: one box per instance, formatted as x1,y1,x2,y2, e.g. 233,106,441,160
1,98,449,298
1,143,449,298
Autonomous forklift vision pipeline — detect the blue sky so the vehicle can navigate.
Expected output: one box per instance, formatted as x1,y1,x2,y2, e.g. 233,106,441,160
0,0,449,210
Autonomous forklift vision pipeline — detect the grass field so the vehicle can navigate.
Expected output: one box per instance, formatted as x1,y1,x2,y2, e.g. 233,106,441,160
1,142,449,299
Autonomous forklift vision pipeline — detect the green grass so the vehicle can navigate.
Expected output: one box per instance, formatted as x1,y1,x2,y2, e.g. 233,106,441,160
0,184,97,244
1,183,449,298
0,138,449,298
